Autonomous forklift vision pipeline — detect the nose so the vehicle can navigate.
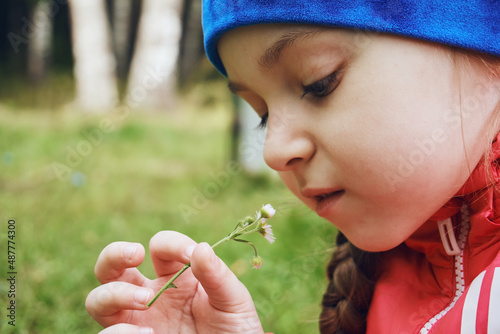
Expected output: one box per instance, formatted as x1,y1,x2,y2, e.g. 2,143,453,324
263,108,315,171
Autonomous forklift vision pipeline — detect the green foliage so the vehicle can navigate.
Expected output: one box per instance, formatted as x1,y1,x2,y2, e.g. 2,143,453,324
0,104,337,333
0,73,75,109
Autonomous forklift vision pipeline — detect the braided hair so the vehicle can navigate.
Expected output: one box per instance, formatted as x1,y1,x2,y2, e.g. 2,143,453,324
319,232,381,334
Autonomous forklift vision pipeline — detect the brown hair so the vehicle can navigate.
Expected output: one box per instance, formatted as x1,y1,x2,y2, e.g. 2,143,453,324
453,51,500,179
319,232,380,334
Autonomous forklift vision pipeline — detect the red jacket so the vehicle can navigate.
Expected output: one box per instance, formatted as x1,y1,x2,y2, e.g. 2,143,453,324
367,133,500,334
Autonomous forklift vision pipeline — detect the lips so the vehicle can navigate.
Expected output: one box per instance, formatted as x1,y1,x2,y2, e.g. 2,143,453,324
301,188,345,217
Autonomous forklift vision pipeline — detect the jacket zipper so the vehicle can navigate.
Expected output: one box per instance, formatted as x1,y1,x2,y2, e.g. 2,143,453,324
419,205,470,334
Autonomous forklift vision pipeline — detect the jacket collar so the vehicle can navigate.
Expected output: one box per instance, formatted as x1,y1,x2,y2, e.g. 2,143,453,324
405,132,500,265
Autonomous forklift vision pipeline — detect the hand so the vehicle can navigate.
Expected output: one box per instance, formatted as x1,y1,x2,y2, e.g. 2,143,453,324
86,231,264,334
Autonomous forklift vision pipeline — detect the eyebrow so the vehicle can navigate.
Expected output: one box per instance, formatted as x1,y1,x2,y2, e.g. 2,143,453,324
227,81,247,94
227,28,324,94
258,28,323,70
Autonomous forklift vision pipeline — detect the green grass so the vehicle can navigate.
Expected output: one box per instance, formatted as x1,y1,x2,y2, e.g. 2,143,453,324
0,98,337,333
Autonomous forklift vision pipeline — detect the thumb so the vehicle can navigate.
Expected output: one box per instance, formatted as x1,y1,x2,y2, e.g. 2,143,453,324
190,242,255,312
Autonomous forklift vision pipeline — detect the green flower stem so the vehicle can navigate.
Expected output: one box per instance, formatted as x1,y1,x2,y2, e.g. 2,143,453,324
233,239,259,257
210,235,232,250
147,235,233,307
146,263,191,307
146,213,269,308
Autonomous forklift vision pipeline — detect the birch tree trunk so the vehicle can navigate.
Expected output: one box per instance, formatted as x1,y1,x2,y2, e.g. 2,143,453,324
237,98,268,174
68,0,118,111
126,0,182,111
111,0,133,79
27,0,53,84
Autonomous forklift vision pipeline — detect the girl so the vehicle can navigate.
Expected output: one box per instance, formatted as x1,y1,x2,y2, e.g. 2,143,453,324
86,0,500,333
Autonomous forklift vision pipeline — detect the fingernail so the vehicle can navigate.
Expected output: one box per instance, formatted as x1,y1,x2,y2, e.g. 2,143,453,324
124,245,137,260
135,289,151,305
140,327,154,334
185,245,195,258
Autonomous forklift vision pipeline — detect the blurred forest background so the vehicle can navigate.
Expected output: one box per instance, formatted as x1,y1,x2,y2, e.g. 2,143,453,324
0,0,211,110
0,0,337,333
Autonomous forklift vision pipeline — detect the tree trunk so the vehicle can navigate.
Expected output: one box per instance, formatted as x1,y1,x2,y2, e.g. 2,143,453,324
68,0,118,111
236,98,268,174
111,0,133,79
126,0,182,111
27,0,53,84
178,0,204,86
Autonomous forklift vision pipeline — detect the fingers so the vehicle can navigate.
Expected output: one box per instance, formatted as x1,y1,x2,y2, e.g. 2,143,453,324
149,232,254,312
149,231,198,277
95,242,147,285
190,242,255,312
86,281,154,326
98,324,154,334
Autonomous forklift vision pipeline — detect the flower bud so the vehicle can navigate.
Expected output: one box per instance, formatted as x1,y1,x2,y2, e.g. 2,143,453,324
260,204,276,218
251,255,263,269
238,216,255,228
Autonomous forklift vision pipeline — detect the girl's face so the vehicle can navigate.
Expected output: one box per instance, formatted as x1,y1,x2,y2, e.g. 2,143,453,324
218,24,499,251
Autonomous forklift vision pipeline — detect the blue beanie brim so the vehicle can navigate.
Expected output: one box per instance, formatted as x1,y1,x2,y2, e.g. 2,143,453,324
202,0,500,76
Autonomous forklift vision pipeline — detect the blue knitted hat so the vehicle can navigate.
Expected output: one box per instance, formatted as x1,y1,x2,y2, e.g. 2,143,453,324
202,0,500,76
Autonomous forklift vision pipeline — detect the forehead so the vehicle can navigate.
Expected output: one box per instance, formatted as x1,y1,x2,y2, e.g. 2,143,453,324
217,24,355,73
217,24,301,61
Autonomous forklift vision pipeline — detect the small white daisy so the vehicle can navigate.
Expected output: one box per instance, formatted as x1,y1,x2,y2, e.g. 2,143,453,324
259,222,276,243
260,204,276,218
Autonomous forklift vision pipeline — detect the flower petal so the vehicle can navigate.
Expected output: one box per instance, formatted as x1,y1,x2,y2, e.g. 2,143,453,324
260,223,276,243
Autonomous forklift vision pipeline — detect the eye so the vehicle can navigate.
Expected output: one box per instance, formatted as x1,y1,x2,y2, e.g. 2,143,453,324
257,113,269,130
301,71,340,100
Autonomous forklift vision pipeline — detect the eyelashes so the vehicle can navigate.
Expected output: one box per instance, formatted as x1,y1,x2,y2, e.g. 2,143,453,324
257,113,268,130
300,71,340,100
256,70,341,130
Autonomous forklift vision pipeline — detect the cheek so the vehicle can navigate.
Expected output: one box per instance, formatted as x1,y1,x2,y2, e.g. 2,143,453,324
351,137,458,204
279,172,316,208
332,73,468,203
279,171,298,195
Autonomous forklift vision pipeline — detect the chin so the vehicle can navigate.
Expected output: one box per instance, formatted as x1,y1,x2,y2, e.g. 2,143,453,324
335,213,419,252
345,232,406,253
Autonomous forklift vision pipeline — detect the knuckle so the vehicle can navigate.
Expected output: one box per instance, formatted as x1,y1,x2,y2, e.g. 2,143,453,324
87,283,124,315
